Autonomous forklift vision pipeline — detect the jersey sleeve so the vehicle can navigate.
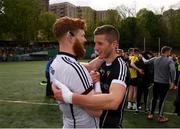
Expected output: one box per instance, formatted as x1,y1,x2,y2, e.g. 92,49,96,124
111,58,128,88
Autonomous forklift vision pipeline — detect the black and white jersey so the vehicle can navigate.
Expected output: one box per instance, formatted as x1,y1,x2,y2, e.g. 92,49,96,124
99,56,129,128
50,52,99,128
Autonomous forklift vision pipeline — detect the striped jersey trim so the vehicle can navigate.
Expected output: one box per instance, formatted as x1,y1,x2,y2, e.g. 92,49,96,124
118,58,127,82
81,86,94,95
70,104,76,128
118,90,128,127
62,57,92,90
66,57,92,89
62,57,87,90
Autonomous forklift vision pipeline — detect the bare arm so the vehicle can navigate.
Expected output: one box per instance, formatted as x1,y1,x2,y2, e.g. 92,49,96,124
52,83,102,117
84,90,102,117
72,83,126,110
130,61,144,74
142,57,156,64
52,79,126,110
82,57,104,72
169,60,176,84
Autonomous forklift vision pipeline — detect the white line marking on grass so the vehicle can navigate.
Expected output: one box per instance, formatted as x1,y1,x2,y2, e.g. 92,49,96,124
0,99,58,106
0,99,178,116
125,109,177,116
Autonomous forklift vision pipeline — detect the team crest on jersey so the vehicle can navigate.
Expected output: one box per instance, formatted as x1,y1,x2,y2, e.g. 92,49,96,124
99,68,105,76
50,67,55,75
107,71,111,76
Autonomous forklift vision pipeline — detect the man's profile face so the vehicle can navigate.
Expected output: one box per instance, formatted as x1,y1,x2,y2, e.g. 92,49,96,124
167,50,171,56
94,34,114,59
73,29,86,59
134,51,139,56
129,51,134,56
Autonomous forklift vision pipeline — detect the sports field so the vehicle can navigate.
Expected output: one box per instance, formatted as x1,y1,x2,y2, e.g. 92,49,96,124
0,61,180,128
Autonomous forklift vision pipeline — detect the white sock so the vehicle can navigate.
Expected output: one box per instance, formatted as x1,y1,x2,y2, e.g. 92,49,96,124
127,102,132,109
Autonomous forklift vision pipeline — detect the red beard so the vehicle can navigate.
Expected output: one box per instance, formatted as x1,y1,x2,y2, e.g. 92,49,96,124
73,39,86,59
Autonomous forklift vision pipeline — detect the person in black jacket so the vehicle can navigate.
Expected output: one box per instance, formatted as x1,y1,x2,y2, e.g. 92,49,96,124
45,57,54,97
135,51,154,112
174,57,180,116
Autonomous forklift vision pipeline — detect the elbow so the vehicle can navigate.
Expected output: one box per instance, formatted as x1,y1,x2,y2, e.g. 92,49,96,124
130,63,133,67
111,100,120,110
94,111,103,117
112,104,119,110
130,63,136,69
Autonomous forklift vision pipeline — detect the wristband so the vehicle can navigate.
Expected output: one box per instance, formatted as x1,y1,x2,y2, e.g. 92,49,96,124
95,81,102,93
53,79,73,103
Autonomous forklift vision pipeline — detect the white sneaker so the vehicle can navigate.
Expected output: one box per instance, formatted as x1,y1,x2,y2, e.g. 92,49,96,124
132,103,137,110
127,102,132,109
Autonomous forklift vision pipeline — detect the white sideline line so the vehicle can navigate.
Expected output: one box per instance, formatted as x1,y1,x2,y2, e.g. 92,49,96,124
0,99,178,116
125,109,177,116
0,99,58,106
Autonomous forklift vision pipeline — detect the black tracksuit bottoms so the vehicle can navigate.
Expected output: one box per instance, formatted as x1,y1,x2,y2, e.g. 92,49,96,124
150,82,169,116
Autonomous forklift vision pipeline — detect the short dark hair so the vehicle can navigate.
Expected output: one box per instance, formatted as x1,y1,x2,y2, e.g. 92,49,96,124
134,48,140,53
94,25,120,43
178,56,180,62
128,48,134,54
161,46,172,54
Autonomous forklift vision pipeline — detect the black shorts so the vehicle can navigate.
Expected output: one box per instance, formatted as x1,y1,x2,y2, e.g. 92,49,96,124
130,78,137,86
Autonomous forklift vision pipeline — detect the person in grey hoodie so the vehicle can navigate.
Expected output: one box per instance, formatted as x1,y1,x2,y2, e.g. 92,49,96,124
142,46,176,122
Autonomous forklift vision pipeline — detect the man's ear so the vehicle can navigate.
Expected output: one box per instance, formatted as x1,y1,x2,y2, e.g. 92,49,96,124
112,41,118,49
67,31,74,38
69,31,74,36
67,32,76,45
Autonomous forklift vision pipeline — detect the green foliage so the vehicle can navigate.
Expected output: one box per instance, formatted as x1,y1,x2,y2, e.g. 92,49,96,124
39,12,57,41
130,9,168,50
82,9,96,39
0,0,41,41
119,17,137,48
0,1,180,49
168,9,180,47
0,0,3,14
105,9,121,28
0,0,56,42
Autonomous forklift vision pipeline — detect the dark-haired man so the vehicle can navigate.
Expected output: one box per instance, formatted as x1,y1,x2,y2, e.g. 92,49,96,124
143,46,176,122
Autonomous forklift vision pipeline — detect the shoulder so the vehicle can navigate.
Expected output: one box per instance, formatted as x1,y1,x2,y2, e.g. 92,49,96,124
130,56,138,62
129,56,133,60
51,56,78,75
134,56,139,61
168,59,175,66
114,57,127,67
154,56,161,61
168,57,174,62
111,57,128,74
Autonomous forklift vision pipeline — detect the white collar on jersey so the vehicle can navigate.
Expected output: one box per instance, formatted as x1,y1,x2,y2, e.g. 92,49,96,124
105,63,112,66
